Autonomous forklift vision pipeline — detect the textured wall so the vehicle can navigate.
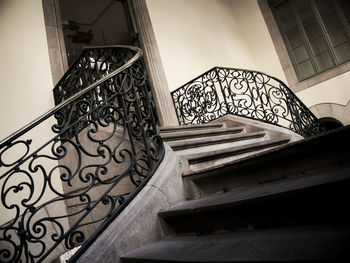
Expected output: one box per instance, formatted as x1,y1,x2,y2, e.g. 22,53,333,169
0,0,54,140
0,0,67,239
145,0,286,91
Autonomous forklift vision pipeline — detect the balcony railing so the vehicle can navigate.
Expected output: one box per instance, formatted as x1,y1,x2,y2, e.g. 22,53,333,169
0,46,164,263
171,67,323,138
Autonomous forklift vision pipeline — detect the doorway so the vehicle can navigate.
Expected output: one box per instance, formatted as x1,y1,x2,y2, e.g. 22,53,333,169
58,0,137,65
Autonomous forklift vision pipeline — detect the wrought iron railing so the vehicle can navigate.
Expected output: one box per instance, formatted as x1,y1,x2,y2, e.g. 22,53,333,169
171,67,323,138
53,46,136,106
0,46,164,263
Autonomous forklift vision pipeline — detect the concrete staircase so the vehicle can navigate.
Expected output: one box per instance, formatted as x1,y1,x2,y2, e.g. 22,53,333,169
160,115,300,175
120,123,350,262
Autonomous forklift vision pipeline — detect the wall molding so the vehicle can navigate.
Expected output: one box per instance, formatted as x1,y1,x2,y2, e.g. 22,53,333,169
42,0,68,85
131,0,178,126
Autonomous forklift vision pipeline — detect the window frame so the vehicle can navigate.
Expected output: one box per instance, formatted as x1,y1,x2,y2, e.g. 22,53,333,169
258,0,350,93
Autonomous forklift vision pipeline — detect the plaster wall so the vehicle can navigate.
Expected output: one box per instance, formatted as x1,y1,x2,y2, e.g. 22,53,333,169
296,70,350,125
0,0,67,234
146,0,349,123
145,0,287,91
0,0,54,139
296,71,350,109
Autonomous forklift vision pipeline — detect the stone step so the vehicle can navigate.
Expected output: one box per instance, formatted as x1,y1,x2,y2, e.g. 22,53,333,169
121,223,350,262
181,137,290,175
183,126,350,198
159,163,350,235
161,126,245,142
167,131,266,151
160,123,224,133
174,135,269,157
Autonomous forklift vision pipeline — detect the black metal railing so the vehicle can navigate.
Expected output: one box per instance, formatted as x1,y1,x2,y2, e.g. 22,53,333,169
53,46,136,106
0,46,164,263
171,67,323,138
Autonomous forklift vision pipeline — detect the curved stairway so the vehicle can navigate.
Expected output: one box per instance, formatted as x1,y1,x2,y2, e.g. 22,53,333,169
0,46,165,263
160,115,300,176
120,124,350,262
0,44,332,263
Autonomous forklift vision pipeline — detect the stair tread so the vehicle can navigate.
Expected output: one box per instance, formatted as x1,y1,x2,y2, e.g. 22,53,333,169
182,136,289,164
160,163,350,218
160,123,224,133
183,125,350,177
121,127,350,263
161,126,244,141
167,131,265,150
121,224,350,262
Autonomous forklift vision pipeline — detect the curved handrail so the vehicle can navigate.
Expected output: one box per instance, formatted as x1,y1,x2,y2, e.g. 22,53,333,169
171,66,323,137
0,45,142,149
0,45,163,263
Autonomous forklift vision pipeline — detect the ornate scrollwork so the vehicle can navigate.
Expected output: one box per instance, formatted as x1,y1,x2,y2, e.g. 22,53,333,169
172,69,226,125
0,46,163,262
171,67,323,137
53,47,135,105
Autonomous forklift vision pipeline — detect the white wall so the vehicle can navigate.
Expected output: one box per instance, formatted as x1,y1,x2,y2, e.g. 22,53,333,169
145,0,350,123
229,0,287,83
296,71,350,108
0,0,68,228
145,0,286,91
0,0,54,140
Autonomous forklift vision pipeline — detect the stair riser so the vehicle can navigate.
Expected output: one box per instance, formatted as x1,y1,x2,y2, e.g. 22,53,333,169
121,127,350,263
161,128,244,142
185,140,289,175
122,223,350,262
175,136,268,156
185,131,350,198
161,178,350,235
169,133,264,151
160,124,224,133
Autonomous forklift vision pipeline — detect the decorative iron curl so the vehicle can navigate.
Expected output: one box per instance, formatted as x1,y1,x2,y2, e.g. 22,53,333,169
171,67,323,137
0,46,164,262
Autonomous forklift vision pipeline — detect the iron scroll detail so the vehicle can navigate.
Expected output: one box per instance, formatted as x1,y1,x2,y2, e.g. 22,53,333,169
0,46,164,263
171,67,323,138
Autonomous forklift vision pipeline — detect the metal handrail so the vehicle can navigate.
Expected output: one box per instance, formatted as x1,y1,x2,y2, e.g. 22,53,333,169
0,45,142,149
0,45,164,263
171,66,323,137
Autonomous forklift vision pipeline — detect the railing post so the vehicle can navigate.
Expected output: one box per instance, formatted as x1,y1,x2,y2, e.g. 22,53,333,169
214,67,230,117
255,73,268,121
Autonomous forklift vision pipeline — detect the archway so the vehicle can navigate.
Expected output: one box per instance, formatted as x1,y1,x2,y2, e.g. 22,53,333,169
319,117,343,132
59,0,136,65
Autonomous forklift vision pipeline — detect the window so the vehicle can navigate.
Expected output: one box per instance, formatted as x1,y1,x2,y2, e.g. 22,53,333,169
269,0,350,81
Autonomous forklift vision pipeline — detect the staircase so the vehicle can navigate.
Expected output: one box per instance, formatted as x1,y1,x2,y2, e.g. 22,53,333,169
120,123,350,262
1,45,335,263
160,115,300,175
